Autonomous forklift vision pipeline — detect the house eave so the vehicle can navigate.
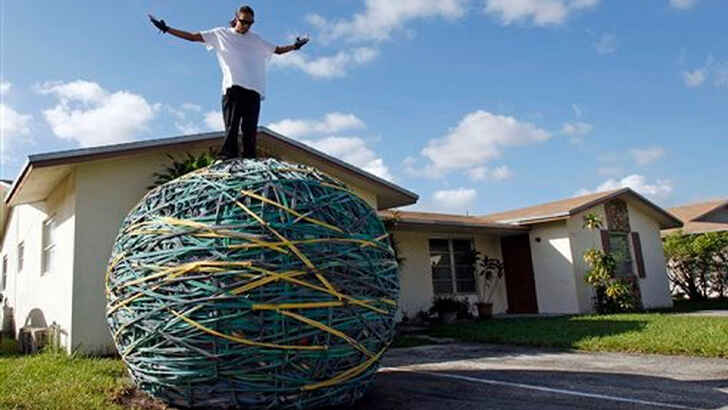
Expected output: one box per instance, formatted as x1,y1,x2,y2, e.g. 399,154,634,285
6,128,419,210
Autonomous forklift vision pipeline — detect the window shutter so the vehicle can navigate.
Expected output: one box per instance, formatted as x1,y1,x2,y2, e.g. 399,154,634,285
631,232,646,278
600,230,610,253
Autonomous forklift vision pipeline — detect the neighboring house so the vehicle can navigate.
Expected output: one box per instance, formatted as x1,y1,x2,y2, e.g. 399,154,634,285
383,188,682,317
0,129,681,353
664,199,728,236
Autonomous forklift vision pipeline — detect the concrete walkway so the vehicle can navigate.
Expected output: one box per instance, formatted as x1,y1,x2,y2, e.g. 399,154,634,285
330,343,728,409
679,310,728,317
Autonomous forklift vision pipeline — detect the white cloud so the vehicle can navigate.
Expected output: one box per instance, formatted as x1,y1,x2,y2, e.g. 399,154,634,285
307,0,467,42
683,55,718,88
577,174,673,199
572,104,583,118
467,165,513,181
37,80,155,147
271,47,379,78
561,121,593,144
165,104,218,134
204,111,223,131
670,0,698,10
268,113,391,181
714,62,728,88
491,165,513,180
630,146,665,166
432,188,477,212
0,81,10,95
300,136,393,181
484,0,599,26
0,104,32,139
597,166,624,177
421,110,551,174
683,68,707,87
594,33,617,55
181,103,201,112
268,113,365,138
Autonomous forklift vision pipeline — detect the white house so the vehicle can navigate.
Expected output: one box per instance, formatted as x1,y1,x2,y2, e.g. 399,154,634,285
0,129,681,353
385,189,682,317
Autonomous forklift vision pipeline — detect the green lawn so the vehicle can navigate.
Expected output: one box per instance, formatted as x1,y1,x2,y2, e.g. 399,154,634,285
0,339,127,410
0,301,726,409
428,313,728,358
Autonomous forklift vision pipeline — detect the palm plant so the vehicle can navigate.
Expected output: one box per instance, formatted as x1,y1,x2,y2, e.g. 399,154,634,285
149,149,218,189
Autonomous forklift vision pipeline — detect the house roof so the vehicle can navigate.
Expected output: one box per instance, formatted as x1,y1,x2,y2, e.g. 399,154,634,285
6,127,419,210
379,210,529,235
480,188,683,229
664,199,728,235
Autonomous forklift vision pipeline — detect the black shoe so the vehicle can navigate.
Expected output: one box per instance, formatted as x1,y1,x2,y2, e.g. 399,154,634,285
215,153,236,162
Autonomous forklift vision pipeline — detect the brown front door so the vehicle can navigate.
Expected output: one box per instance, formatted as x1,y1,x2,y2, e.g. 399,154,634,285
501,235,539,314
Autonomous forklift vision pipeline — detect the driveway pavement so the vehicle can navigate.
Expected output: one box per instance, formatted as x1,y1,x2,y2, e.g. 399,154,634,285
332,343,728,410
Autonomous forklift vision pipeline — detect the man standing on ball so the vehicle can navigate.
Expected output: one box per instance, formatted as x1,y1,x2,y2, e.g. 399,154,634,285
149,5,309,160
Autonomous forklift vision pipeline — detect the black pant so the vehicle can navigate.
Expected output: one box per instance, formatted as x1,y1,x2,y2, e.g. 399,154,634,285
220,85,261,159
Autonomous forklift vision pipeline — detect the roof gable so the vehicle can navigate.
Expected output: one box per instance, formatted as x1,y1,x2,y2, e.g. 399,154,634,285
665,199,728,235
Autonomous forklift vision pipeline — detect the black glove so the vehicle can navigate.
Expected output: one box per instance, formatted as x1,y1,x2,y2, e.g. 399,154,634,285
148,14,169,33
294,36,309,50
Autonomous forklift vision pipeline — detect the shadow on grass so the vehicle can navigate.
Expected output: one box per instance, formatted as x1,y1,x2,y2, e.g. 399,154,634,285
423,317,648,351
323,368,728,410
671,298,728,313
0,338,20,358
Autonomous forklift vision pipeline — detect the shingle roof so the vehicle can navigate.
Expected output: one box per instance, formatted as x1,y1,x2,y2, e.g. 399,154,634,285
664,199,728,235
480,188,682,229
480,189,624,224
378,210,529,233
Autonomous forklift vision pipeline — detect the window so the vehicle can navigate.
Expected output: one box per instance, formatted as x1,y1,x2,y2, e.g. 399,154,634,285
1,255,6,291
608,232,633,278
17,242,24,273
429,238,476,295
42,218,57,274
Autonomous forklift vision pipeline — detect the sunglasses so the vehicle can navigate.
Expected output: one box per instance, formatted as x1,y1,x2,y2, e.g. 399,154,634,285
238,17,254,26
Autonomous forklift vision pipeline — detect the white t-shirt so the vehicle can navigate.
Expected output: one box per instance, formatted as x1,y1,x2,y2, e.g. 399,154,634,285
200,27,276,99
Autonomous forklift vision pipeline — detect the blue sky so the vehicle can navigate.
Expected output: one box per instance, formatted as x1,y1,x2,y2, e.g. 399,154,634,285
1,0,726,214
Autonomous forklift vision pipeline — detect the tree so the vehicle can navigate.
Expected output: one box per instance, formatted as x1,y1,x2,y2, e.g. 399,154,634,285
663,230,728,300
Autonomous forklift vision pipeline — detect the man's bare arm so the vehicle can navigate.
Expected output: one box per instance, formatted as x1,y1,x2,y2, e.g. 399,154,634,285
275,37,309,55
168,28,204,42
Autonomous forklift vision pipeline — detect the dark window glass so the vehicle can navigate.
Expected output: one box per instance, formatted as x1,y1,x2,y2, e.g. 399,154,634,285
429,238,475,295
609,232,632,277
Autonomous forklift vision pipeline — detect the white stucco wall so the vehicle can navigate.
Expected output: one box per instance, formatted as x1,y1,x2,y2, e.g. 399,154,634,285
393,229,506,318
528,222,580,313
0,174,75,351
627,202,673,309
564,201,673,312
567,206,607,313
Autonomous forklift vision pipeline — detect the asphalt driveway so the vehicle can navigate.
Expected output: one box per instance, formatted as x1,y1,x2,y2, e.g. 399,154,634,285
333,343,728,410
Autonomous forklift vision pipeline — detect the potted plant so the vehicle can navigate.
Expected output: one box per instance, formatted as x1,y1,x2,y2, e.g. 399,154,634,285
430,296,467,324
473,253,505,319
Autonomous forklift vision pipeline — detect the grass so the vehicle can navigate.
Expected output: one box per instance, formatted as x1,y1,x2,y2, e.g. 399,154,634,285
428,312,728,358
0,338,128,410
0,299,724,408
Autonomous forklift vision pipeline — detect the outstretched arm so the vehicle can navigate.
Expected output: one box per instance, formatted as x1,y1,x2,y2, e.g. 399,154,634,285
149,15,203,42
275,36,309,55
